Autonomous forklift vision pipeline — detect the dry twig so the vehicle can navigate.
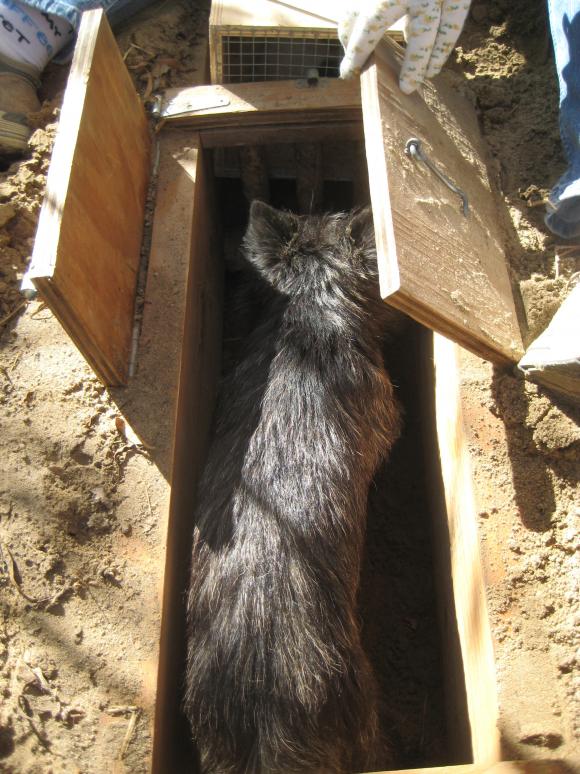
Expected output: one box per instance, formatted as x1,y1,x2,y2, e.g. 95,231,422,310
119,707,140,760
0,301,27,328
1,542,40,603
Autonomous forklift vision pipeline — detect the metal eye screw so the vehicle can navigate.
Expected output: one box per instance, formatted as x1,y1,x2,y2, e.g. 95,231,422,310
405,138,469,217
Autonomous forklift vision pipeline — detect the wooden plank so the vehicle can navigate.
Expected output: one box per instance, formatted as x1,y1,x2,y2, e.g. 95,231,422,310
151,136,223,773
198,120,362,148
210,0,406,33
158,78,361,127
210,0,340,85
159,79,362,146
295,141,323,212
240,145,270,202
27,9,150,386
205,119,363,147
360,39,524,365
274,0,405,31
213,141,364,182
211,0,337,31
432,334,501,766
103,134,203,774
209,0,404,82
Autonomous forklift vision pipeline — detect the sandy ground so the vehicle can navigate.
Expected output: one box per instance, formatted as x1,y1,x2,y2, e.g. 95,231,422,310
455,2,579,766
0,0,578,771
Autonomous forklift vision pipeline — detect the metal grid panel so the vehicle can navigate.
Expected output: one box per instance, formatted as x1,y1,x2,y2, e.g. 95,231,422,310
221,33,342,83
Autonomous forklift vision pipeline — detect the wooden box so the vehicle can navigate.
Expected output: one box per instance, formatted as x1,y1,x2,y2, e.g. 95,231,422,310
27,10,564,774
208,0,404,84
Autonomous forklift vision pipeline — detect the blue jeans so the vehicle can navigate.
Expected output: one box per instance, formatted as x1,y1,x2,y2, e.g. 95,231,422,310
546,0,580,238
22,0,157,33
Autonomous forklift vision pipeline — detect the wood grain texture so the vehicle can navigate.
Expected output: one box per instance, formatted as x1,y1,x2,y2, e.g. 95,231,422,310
273,0,406,29
432,334,501,766
295,141,323,213
240,145,270,202
210,0,337,32
210,0,406,31
198,120,362,148
213,141,364,182
28,9,150,385
160,78,361,127
209,0,404,83
160,79,363,146
151,136,223,773
361,39,524,364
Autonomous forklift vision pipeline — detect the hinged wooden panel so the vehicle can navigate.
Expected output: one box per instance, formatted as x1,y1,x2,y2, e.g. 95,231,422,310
209,0,404,85
157,78,362,146
361,39,524,364
27,9,150,386
209,0,406,31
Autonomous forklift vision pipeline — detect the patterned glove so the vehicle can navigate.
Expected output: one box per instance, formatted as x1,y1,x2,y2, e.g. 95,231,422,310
339,1,471,94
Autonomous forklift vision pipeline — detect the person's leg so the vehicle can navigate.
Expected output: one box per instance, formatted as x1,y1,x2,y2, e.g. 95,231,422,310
21,0,159,41
520,1,580,400
0,0,74,154
545,0,580,238
0,0,158,156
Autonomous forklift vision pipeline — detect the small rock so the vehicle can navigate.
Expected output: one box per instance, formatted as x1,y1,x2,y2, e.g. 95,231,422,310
0,203,15,228
519,725,564,749
561,527,576,544
120,521,132,537
99,563,121,585
539,603,555,619
558,657,576,674
90,486,112,510
86,512,111,533
0,181,18,200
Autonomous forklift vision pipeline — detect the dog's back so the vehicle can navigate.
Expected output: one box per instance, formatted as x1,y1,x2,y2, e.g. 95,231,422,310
185,202,402,773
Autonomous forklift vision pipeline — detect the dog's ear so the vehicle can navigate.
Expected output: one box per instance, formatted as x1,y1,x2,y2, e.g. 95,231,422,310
245,201,297,254
346,206,375,250
242,201,299,286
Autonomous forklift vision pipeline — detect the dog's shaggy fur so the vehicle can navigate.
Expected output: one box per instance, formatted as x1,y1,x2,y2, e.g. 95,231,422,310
184,202,402,773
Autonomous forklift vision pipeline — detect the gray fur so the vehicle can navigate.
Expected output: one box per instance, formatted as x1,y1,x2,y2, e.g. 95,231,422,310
185,202,402,773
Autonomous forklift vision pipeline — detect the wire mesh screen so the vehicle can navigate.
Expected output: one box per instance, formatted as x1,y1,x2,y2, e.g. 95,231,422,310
221,33,343,83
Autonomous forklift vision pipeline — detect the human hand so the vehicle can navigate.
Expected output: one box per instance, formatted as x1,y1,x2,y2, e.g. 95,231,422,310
339,1,471,93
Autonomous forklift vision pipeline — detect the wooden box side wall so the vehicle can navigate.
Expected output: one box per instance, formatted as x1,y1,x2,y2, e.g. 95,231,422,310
144,135,566,774
208,0,404,83
29,9,150,386
146,133,480,772
432,334,501,765
152,140,223,773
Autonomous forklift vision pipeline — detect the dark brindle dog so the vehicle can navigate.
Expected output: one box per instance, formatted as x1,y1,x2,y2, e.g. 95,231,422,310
185,201,402,774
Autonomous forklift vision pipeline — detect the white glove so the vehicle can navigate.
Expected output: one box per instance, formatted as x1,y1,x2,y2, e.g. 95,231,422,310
339,1,471,94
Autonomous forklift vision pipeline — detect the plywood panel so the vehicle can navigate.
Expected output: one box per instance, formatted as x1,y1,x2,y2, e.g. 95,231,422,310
159,78,361,128
27,9,150,385
211,0,338,31
361,39,524,364
209,0,404,83
151,137,223,773
210,0,406,32
432,334,501,766
159,79,362,146
274,0,405,30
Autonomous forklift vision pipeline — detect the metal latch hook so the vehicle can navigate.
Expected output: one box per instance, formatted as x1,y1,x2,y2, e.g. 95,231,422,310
405,138,469,217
